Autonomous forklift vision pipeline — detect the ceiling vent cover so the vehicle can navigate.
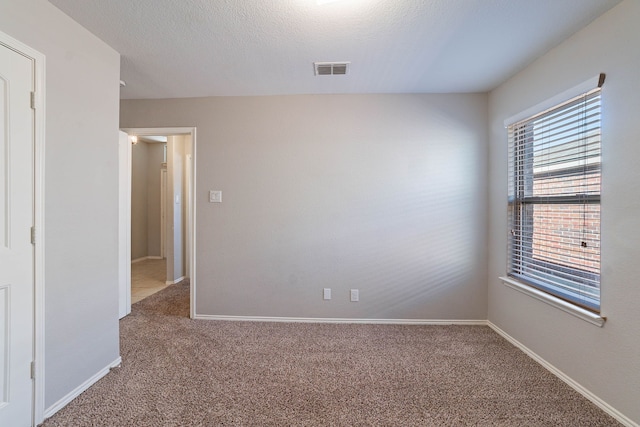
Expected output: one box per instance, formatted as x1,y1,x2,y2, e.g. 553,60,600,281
314,62,350,76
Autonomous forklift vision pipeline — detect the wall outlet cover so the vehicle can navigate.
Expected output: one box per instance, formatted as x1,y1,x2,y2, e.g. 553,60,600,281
209,190,222,203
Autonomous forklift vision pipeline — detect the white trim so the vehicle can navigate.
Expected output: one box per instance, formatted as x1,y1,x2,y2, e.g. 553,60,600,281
160,168,167,259
0,30,47,426
121,127,194,136
189,129,196,319
122,127,197,319
130,255,163,264
504,74,604,127
499,276,605,327
43,357,122,420
165,276,185,285
118,131,131,319
488,322,637,427
32,44,46,427
185,153,192,279
193,314,487,325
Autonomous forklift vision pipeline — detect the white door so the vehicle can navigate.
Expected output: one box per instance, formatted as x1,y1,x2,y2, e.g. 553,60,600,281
0,44,35,426
118,131,131,318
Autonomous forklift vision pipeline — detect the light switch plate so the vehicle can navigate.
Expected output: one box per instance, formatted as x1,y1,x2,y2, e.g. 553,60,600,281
323,288,331,300
209,190,222,203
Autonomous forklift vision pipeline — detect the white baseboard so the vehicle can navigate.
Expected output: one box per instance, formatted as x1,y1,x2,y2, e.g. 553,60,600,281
131,256,163,264
44,356,122,420
488,322,637,427
165,276,185,285
193,314,487,325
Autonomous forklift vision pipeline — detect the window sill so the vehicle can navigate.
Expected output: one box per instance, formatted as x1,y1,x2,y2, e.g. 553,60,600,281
499,276,606,327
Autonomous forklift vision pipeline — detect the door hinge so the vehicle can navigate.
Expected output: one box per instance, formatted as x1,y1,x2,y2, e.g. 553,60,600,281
30,92,36,110
30,361,35,379
30,226,36,245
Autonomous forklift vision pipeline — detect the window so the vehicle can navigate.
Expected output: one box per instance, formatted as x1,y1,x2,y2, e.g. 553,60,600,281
507,84,602,313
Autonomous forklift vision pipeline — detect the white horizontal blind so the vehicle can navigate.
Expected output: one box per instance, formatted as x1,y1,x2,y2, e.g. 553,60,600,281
507,88,601,312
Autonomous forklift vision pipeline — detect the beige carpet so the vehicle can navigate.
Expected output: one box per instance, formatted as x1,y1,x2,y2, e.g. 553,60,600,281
42,281,620,426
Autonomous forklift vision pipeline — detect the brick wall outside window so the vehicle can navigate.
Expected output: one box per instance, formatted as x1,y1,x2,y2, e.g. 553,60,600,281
531,174,600,274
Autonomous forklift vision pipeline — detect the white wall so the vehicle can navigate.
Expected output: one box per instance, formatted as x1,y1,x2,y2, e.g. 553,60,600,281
121,94,489,320
0,0,121,411
487,0,640,423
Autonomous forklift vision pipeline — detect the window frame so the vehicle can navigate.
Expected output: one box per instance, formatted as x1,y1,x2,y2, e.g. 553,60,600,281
503,75,605,319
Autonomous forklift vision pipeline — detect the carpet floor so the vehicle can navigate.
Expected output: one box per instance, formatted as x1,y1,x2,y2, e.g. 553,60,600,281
42,281,620,426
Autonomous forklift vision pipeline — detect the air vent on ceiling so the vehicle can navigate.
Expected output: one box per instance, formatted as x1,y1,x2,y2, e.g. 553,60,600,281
314,62,350,76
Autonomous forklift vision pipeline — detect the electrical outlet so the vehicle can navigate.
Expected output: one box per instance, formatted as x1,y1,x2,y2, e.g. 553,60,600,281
209,190,222,203
323,288,331,300
350,289,359,302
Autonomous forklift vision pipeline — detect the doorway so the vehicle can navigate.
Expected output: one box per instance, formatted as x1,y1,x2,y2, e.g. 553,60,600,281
119,128,196,318
130,135,168,304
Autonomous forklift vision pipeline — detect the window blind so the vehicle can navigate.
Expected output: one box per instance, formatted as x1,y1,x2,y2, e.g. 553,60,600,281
507,87,602,312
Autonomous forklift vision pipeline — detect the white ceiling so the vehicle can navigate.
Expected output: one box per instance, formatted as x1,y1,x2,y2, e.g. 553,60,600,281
49,0,621,99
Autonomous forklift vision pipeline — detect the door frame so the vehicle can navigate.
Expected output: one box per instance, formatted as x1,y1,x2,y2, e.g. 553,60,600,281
184,154,192,279
118,131,132,319
121,127,197,318
160,168,167,259
0,31,46,425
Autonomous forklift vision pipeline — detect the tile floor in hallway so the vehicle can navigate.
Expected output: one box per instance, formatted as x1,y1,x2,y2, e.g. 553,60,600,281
131,258,168,304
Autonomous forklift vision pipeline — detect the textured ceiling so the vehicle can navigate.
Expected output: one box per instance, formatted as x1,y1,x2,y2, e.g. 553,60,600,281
49,0,621,99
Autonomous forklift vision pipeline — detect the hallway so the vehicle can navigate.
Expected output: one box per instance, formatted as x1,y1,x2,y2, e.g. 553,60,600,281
131,258,167,303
